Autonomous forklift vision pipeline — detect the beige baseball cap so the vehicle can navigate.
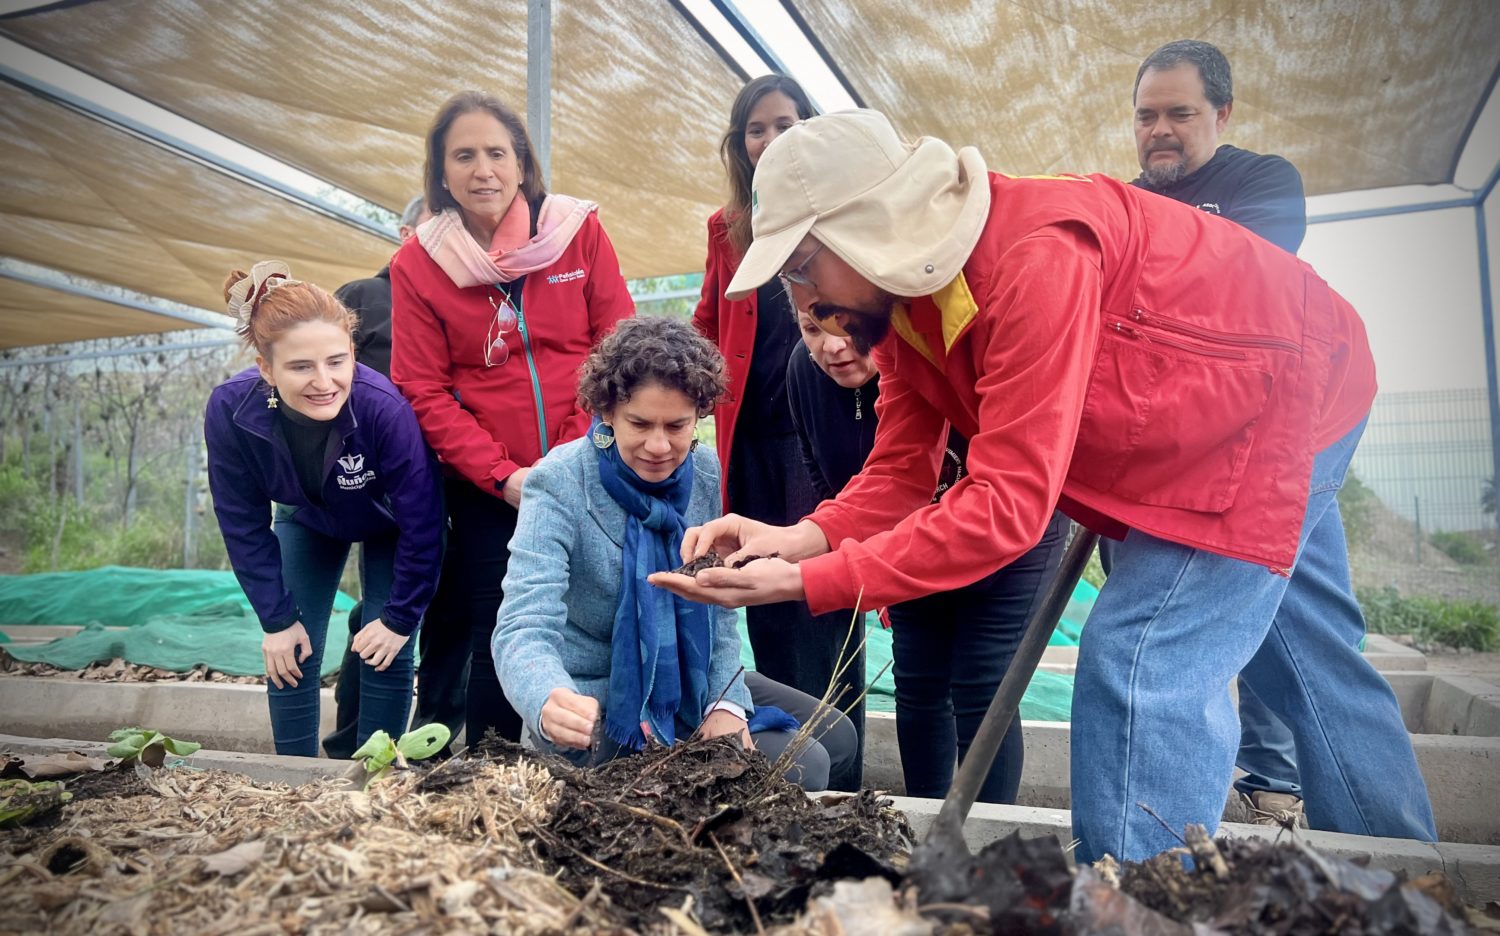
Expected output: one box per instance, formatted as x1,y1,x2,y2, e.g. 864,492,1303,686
724,109,992,301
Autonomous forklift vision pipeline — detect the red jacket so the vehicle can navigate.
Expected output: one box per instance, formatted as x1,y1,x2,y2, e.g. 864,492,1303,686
800,172,1375,615
389,212,634,494
691,208,757,509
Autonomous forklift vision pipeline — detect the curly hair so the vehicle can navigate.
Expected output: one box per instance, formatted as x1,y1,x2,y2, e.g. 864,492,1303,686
578,317,726,416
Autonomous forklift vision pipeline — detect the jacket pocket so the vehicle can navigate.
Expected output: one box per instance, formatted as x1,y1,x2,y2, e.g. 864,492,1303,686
1071,327,1274,513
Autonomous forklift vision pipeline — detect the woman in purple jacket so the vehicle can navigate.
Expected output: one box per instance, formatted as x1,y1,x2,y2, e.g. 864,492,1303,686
205,261,444,756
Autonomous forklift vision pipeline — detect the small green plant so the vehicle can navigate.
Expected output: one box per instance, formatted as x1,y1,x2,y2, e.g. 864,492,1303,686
1429,530,1491,566
351,724,451,787
1358,586,1499,652
0,778,72,828
107,728,202,767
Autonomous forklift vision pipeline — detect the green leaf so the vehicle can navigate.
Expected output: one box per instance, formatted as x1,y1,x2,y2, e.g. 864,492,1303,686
395,724,451,762
351,731,397,772
162,738,202,757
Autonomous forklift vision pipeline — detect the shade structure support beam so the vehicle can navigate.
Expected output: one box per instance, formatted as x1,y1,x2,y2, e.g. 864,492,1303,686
1477,197,1500,539
528,0,552,186
0,60,398,244
0,266,233,331
0,333,237,368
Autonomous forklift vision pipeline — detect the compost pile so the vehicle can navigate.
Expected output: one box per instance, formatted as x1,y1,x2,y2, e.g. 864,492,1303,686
897,822,1487,935
0,736,912,935
1,737,1489,935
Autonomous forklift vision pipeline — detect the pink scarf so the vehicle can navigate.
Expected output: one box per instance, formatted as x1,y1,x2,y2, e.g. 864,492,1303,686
417,193,597,288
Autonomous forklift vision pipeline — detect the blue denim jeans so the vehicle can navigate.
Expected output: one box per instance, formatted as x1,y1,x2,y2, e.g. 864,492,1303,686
1235,676,1300,796
1102,542,1303,797
1071,418,1435,862
887,511,1068,802
270,506,415,757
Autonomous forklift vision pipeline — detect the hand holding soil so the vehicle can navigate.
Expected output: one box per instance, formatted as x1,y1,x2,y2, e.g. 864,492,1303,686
648,555,805,608
541,686,600,750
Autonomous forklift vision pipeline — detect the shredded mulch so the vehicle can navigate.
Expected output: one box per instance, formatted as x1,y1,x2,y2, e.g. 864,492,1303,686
0,735,911,935
0,649,336,686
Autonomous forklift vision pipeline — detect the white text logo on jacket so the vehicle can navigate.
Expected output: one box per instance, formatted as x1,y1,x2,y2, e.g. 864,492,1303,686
336,452,376,490
547,268,585,285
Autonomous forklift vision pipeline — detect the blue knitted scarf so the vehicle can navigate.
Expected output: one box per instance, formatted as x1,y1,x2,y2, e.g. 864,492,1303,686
594,421,713,750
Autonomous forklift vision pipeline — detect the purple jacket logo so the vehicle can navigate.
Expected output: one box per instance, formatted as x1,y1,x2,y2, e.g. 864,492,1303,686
336,453,375,490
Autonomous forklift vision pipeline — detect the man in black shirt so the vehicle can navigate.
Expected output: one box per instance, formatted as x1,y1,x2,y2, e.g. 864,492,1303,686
785,308,1066,803
1130,39,1308,824
323,195,438,757
1132,40,1306,254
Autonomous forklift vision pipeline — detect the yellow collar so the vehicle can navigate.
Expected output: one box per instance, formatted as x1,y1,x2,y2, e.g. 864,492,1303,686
890,271,981,369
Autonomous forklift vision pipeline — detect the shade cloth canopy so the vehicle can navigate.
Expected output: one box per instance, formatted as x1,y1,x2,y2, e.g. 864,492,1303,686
0,0,745,281
785,0,1500,195
3,0,1497,348
0,81,396,346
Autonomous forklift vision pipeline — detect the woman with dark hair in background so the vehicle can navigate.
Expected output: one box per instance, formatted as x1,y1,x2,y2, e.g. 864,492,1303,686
692,75,864,790
494,316,857,790
205,261,443,756
391,91,634,746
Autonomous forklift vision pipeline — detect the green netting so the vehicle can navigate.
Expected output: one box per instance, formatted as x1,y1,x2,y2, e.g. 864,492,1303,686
0,567,356,677
1,567,1093,716
735,579,1095,723
0,566,353,628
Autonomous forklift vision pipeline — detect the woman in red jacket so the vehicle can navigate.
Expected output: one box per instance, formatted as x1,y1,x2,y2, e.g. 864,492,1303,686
391,91,634,746
692,75,862,790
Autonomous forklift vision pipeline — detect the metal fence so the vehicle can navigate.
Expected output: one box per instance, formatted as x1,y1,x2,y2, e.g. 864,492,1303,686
1346,388,1498,604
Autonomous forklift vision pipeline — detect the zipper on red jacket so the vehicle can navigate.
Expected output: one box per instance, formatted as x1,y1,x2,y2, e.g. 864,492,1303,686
1108,322,1247,360
1128,309,1301,354
507,286,551,456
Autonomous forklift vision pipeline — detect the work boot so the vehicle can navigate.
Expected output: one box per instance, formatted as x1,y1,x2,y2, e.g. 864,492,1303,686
1247,791,1305,828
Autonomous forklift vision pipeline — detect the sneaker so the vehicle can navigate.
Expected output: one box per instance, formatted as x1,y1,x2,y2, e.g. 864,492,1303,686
1248,791,1305,827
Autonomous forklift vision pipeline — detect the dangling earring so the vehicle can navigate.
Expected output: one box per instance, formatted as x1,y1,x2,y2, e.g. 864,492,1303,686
266,386,279,410
690,436,700,452
592,422,615,449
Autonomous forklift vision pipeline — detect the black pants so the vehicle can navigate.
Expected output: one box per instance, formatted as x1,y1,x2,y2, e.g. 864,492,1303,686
411,567,468,746
424,478,523,746
729,430,864,792
887,511,1068,803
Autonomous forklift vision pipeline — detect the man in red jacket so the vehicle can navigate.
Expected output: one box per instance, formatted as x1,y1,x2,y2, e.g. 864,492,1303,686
651,109,1435,862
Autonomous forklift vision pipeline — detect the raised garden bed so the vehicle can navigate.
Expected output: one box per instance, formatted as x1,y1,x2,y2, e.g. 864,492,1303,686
1,736,1491,934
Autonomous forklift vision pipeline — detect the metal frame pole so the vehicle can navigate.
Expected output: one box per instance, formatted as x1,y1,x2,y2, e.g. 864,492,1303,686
1476,195,1500,538
527,0,552,186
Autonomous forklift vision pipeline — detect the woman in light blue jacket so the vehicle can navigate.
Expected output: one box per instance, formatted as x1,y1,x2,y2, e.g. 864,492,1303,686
493,317,856,789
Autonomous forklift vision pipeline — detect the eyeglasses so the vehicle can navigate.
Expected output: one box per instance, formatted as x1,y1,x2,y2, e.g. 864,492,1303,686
484,287,519,368
777,242,824,292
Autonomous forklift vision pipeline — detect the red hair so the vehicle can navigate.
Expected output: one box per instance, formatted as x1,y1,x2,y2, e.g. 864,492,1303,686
223,269,358,358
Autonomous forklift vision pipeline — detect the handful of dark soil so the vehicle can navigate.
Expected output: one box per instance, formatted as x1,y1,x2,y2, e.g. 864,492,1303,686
669,550,780,576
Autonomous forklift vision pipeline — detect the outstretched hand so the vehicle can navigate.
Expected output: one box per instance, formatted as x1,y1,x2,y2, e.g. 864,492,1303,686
648,555,805,608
